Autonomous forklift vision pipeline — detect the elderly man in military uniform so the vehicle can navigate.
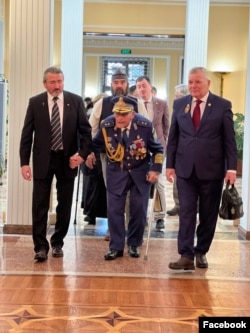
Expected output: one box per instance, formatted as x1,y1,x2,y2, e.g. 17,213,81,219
86,96,163,260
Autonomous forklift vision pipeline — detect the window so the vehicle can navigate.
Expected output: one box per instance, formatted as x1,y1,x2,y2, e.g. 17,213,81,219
101,57,150,94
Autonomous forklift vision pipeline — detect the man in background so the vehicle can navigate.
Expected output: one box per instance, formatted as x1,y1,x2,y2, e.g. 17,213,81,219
167,84,189,216
128,85,139,98
136,75,169,230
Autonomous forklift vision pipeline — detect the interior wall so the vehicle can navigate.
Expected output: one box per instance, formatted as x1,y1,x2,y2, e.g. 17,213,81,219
81,2,248,114
84,55,100,98
4,1,249,114
208,6,248,114
83,3,186,35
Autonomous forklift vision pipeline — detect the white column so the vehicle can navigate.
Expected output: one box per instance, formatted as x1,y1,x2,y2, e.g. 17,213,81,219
0,20,4,76
183,0,210,83
0,0,4,75
61,0,83,95
239,8,250,240
4,0,53,232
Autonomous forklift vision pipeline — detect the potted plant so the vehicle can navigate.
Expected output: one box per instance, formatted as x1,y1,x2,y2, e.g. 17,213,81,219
0,155,4,185
233,112,244,176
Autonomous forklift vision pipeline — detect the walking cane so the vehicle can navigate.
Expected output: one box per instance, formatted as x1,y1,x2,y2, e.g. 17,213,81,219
73,165,81,225
144,183,157,260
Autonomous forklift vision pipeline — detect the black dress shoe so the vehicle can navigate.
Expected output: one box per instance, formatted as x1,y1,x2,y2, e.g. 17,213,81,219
156,219,165,230
104,234,110,241
34,249,48,262
52,246,64,258
169,256,195,270
128,245,140,258
104,249,123,260
84,216,96,225
196,253,208,268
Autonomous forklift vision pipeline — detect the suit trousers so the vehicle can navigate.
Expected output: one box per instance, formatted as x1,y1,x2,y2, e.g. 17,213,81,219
101,153,130,228
81,154,107,219
176,171,224,260
153,170,167,220
107,175,150,251
32,151,75,252
147,157,166,221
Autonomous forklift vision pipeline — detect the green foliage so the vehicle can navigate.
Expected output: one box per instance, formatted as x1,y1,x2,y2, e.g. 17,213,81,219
233,113,244,160
0,155,4,178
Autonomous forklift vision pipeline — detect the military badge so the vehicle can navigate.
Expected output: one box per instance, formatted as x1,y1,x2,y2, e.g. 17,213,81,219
184,104,190,113
129,138,147,159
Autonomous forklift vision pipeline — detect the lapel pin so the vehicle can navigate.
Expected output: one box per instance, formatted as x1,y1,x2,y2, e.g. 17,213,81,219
184,104,190,113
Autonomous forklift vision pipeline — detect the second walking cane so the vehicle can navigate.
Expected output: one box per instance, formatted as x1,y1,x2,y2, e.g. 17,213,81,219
73,166,81,225
144,183,157,260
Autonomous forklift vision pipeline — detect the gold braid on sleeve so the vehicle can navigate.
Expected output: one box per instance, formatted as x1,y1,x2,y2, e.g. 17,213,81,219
101,127,124,162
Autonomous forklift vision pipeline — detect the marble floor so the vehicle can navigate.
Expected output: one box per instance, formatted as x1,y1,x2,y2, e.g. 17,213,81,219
0,173,246,279
0,174,249,332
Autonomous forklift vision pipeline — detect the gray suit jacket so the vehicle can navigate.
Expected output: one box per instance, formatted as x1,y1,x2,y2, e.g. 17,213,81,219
152,97,169,151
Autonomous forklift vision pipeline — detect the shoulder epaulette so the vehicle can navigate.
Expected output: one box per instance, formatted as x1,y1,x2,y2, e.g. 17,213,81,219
100,118,115,128
136,118,151,127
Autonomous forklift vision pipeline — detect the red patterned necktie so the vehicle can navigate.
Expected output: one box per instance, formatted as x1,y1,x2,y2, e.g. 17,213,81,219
193,100,202,130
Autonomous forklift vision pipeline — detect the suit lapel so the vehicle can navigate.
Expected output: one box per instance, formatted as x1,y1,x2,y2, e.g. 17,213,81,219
62,92,71,130
182,96,194,132
40,93,50,124
198,93,213,129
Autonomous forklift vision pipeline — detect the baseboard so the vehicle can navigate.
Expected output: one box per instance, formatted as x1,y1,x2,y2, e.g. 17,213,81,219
3,224,32,234
238,225,250,240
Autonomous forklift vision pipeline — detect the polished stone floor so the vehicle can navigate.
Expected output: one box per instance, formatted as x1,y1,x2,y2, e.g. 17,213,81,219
0,174,249,332
0,173,245,278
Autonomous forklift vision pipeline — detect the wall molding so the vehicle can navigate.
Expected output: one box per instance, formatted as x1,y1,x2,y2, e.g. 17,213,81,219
83,35,184,51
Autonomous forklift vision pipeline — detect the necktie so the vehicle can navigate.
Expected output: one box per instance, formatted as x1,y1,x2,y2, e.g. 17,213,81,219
144,101,148,110
122,128,129,146
51,97,63,151
193,100,202,130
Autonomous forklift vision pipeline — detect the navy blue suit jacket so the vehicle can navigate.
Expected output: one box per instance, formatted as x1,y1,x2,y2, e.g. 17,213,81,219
166,92,237,180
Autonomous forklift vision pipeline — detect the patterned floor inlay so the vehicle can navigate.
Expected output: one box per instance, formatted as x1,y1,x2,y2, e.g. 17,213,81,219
1,304,249,332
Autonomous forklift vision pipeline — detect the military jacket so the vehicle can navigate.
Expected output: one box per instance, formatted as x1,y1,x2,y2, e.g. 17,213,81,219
92,113,163,196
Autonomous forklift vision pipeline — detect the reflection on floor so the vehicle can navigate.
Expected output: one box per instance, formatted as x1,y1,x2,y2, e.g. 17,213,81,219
0,176,249,332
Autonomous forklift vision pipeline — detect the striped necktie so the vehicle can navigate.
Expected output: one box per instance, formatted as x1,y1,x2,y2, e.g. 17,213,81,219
51,97,63,151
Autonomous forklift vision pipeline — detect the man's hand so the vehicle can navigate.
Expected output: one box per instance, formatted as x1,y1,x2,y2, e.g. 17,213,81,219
85,153,96,169
146,171,159,183
166,168,176,183
225,171,237,185
21,165,32,181
69,153,84,169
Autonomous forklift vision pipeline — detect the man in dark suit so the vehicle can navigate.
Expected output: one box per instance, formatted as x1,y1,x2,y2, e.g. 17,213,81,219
86,96,163,260
19,66,92,262
166,67,237,270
